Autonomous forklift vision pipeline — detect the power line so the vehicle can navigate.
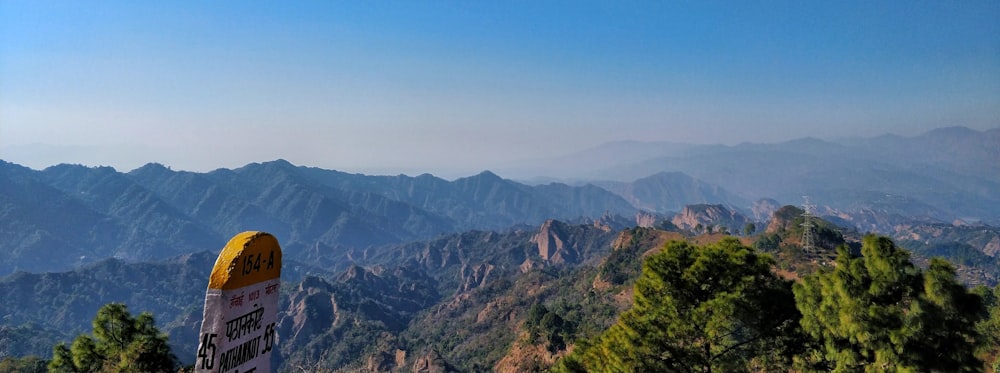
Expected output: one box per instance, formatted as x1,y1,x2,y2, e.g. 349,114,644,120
801,196,816,253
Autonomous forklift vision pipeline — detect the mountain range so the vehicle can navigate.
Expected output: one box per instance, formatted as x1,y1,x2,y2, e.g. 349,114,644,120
0,159,641,275
0,219,627,370
2,126,1000,371
506,126,1000,225
4,208,993,371
2,126,999,277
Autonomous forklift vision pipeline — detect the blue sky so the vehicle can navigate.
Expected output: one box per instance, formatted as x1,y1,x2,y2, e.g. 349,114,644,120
2,1,998,176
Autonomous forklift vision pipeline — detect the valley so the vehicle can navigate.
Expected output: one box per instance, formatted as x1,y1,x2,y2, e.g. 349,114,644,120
1,127,999,371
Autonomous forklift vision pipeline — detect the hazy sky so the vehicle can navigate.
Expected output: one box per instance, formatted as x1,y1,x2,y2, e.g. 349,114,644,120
2,1,998,176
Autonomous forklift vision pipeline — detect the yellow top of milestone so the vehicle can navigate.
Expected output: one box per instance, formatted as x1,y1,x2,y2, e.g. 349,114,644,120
209,231,283,290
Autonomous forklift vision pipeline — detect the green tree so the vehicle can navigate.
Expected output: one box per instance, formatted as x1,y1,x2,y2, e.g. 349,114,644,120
48,344,76,373
555,237,802,372
524,303,574,353
69,336,100,372
743,222,756,236
0,355,47,373
975,284,1000,371
753,233,781,252
793,235,985,372
46,303,177,373
92,304,136,360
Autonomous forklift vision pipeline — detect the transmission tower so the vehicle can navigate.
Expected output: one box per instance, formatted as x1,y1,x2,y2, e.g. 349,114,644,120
801,196,816,253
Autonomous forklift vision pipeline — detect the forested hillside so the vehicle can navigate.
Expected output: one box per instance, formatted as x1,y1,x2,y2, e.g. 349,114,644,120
0,160,645,275
3,208,998,372
3,149,1000,372
3,0,996,367
4,155,999,279
555,236,994,372
0,219,625,369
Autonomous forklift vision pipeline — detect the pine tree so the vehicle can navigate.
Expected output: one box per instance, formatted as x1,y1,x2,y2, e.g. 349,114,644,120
46,303,177,373
47,344,77,373
794,235,985,372
976,284,1000,371
554,238,802,372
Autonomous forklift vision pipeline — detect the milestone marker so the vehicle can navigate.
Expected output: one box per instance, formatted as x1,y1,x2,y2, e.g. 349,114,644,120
195,231,282,373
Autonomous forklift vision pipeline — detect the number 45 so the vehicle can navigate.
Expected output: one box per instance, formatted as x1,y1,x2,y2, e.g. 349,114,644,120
198,333,217,369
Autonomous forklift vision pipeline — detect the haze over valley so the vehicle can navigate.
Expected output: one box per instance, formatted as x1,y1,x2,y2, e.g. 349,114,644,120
2,1,999,372
1,125,999,370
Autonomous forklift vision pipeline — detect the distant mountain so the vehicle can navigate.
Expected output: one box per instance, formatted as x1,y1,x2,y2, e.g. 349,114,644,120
496,140,709,181
512,126,1000,226
842,126,1000,181
593,172,747,213
0,161,214,274
3,126,998,274
132,160,454,253
295,167,637,232
39,164,222,258
3,126,1000,371
0,159,640,275
126,163,290,241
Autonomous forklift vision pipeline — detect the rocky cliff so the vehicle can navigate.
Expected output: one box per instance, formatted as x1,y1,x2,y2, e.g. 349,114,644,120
671,204,751,234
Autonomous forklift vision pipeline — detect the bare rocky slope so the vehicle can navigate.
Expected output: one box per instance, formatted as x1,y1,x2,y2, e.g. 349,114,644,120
2,208,998,371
